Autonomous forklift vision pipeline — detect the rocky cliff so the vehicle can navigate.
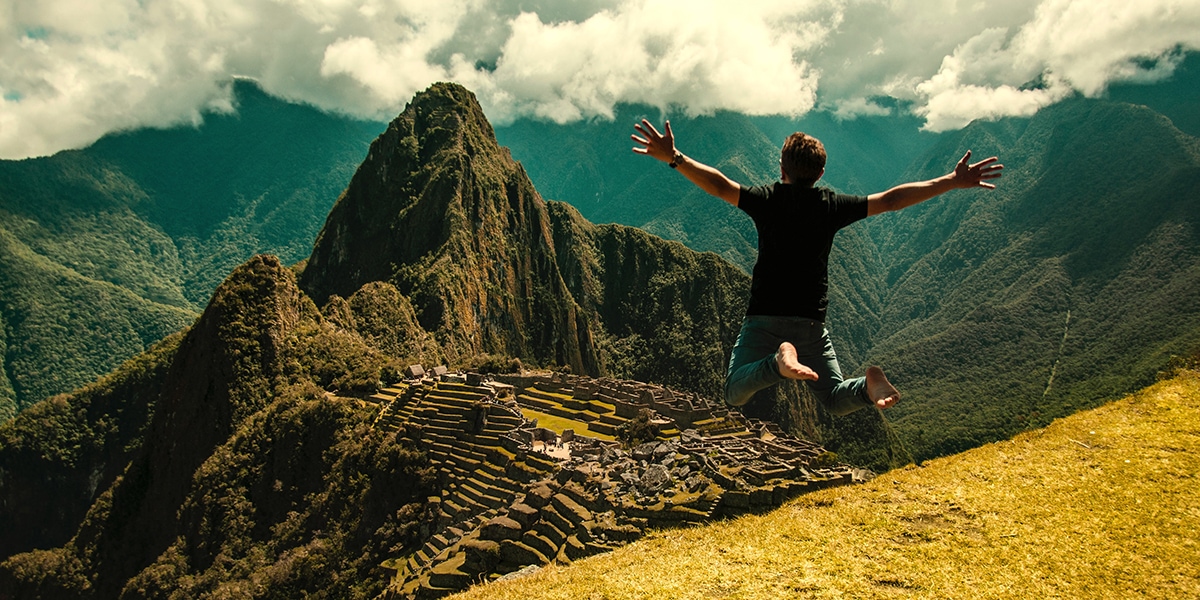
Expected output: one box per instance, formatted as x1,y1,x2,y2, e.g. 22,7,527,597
299,83,753,405
300,83,598,374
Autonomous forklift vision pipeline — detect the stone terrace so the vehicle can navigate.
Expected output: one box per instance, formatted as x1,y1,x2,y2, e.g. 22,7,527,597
370,370,872,600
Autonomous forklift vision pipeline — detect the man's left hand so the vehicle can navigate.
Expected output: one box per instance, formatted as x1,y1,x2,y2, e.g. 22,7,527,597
952,150,1004,189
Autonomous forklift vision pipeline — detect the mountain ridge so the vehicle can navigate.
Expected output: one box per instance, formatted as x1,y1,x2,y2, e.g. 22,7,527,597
300,83,598,374
0,81,384,416
855,97,1200,456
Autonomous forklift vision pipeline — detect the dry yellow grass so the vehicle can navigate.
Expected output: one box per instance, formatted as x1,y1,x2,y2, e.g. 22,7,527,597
452,371,1200,599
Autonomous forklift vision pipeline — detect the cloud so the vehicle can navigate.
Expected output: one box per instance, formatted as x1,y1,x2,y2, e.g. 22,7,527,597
468,2,827,123
910,0,1200,130
830,97,892,121
1,0,1198,158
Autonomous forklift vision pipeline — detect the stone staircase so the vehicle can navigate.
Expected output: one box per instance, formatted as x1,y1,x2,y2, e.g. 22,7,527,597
371,379,566,598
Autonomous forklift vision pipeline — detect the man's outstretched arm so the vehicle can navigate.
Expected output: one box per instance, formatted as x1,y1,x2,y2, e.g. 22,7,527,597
632,119,742,206
866,150,1003,216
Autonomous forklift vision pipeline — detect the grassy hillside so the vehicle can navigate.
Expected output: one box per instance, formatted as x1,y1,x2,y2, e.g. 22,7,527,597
0,227,195,420
451,368,1200,599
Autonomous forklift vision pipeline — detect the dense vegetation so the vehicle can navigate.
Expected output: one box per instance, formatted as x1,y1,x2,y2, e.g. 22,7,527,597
0,331,182,558
0,227,194,420
0,81,384,417
0,256,438,598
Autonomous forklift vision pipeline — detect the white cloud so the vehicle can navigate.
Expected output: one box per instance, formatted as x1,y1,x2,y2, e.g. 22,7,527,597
1,0,1198,158
911,0,1200,130
830,97,892,121
472,2,827,123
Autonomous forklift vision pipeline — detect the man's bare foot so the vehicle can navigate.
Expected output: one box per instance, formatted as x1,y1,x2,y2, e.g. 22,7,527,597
775,342,819,381
866,365,900,409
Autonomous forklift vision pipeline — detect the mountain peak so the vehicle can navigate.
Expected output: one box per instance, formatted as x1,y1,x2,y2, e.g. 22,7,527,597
299,82,595,371
407,82,497,142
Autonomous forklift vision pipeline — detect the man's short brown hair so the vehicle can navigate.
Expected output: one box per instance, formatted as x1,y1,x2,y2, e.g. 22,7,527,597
781,132,826,186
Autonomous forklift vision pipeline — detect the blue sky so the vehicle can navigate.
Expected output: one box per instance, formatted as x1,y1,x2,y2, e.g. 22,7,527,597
2,0,1198,159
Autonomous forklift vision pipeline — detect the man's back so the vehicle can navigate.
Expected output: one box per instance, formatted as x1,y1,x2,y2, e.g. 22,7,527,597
737,183,867,321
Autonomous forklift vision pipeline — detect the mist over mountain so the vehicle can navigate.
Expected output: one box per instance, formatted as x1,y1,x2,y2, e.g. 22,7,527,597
1105,51,1200,138
0,81,384,417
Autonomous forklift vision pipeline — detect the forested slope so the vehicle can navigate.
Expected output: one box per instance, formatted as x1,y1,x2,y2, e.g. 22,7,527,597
0,82,383,416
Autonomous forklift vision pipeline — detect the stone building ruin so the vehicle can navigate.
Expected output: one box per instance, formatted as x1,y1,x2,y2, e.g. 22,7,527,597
364,367,872,599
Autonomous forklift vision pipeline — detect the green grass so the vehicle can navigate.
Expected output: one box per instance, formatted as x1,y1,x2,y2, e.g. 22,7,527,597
519,407,616,441
453,370,1200,599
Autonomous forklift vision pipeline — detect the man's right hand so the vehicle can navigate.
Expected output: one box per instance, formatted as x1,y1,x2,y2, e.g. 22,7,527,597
632,119,676,164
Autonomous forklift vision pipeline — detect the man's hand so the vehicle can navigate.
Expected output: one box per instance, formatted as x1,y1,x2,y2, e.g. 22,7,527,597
632,119,676,164
867,150,1004,216
950,150,1004,189
631,119,742,205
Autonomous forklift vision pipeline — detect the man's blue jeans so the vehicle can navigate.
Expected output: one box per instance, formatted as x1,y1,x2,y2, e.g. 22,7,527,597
724,315,872,416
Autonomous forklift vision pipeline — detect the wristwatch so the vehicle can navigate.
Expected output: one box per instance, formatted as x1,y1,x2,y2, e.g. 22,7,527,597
669,151,684,169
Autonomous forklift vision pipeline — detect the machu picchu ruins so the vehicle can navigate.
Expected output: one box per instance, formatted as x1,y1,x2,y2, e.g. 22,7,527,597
363,368,873,599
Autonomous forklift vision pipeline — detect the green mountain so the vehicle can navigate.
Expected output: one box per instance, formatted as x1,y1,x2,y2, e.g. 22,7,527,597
3,74,1198,598
4,68,1196,470
0,81,385,418
494,107,773,272
0,255,436,599
860,98,1200,458
1105,50,1200,138
0,83,772,598
300,84,753,402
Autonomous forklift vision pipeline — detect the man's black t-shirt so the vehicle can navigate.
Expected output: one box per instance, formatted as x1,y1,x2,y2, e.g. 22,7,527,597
737,183,867,321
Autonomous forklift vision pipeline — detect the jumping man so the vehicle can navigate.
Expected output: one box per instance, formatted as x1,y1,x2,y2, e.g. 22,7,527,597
632,121,1002,415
